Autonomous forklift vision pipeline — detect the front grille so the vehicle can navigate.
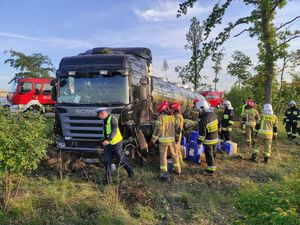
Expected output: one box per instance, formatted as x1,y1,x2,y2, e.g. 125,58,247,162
69,116,99,120
70,130,102,134
70,123,101,127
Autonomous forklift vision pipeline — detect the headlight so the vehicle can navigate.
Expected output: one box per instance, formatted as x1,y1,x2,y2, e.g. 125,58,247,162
11,105,19,109
57,141,66,148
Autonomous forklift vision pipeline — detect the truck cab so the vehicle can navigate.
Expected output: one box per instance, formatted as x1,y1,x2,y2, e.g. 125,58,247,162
9,77,56,113
201,91,224,108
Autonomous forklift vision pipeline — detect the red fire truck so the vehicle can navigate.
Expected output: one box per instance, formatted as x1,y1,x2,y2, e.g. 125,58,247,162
201,91,224,108
8,77,55,113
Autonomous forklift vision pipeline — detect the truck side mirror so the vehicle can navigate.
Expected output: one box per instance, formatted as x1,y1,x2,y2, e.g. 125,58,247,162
139,77,148,85
51,85,57,101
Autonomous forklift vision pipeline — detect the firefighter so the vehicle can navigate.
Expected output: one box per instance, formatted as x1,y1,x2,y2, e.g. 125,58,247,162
97,108,134,185
189,99,201,122
220,100,234,146
252,104,278,163
196,98,219,175
170,102,185,167
151,101,181,181
283,100,299,140
242,99,259,148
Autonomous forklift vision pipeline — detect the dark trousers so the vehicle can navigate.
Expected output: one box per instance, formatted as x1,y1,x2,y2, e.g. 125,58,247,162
103,141,133,183
220,130,231,143
204,145,217,171
285,122,298,139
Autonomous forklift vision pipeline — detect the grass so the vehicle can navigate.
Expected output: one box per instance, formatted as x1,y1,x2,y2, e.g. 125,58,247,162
0,120,299,224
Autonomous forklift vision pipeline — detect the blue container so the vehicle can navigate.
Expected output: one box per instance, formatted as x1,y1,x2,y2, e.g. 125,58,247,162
180,136,187,146
167,158,173,172
193,144,205,164
216,139,222,152
188,131,199,161
223,141,233,154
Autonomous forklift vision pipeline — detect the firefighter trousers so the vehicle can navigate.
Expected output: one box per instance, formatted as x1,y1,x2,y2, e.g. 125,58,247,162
204,144,217,172
253,138,272,158
175,141,184,166
245,125,255,147
220,130,231,143
103,141,133,183
159,142,181,174
285,122,298,139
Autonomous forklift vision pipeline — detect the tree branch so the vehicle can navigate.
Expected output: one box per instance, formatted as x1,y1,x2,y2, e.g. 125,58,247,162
275,35,300,50
271,0,284,13
276,16,300,31
234,29,250,37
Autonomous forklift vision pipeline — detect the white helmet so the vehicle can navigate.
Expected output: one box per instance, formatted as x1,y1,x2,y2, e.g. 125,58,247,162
289,100,296,107
222,100,233,110
196,98,210,112
263,103,273,114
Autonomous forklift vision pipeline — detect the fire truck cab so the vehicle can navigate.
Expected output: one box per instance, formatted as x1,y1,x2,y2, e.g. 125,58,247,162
201,91,224,108
9,77,55,113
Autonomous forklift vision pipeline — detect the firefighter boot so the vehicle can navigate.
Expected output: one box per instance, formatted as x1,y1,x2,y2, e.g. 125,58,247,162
251,154,257,162
160,172,170,182
264,157,269,163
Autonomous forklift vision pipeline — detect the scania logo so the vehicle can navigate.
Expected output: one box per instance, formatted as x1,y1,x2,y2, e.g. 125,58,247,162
74,109,96,115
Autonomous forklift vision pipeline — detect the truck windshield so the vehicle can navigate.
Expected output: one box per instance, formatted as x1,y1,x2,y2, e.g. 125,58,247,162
57,74,129,105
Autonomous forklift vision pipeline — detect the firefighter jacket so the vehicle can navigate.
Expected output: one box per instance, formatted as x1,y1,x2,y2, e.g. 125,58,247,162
255,113,278,140
174,112,184,142
103,115,123,145
221,108,234,131
189,106,200,122
197,111,219,145
151,113,176,143
284,106,300,124
242,106,259,127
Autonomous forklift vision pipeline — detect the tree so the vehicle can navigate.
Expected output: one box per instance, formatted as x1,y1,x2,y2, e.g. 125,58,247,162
4,50,55,79
0,109,49,210
211,48,225,91
177,0,300,103
227,51,253,87
175,17,209,91
162,59,169,81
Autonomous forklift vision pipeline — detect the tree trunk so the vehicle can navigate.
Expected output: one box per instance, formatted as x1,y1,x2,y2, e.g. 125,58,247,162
261,7,274,104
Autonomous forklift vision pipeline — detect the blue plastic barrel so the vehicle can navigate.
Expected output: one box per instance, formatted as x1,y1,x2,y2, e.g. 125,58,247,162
223,141,233,154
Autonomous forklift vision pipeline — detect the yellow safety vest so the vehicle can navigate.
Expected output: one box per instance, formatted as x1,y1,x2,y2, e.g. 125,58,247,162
106,115,123,145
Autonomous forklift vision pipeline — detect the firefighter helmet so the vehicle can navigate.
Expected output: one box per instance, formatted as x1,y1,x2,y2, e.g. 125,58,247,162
195,98,210,112
222,100,233,110
193,99,200,104
170,102,181,111
247,99,254,108
156,100,169,113
263,103,273,114
289,100,296,107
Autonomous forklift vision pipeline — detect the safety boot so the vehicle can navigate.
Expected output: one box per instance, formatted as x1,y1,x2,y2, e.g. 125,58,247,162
264,157,269,163
160,172,170,182
251,154,257,162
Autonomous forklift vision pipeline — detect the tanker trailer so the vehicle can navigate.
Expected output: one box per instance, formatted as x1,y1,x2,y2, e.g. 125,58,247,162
51,47,208,160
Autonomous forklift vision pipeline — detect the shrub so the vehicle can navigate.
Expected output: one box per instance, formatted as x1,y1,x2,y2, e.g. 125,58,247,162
0,109,49,210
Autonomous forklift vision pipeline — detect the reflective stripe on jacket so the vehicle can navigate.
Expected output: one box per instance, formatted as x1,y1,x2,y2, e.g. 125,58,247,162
242,108,259,127
284,107,299,123
104,115,123,145
255,114,278,139
198,111,219,145
151,114,176,143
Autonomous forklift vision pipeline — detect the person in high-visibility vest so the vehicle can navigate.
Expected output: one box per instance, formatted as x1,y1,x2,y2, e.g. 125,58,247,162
97,108,134,185
283,100,299,140
220,100,234,146
196,99,219,175
151,100,181,181
170,102,185,167
252,104,278,163
242,99,259,148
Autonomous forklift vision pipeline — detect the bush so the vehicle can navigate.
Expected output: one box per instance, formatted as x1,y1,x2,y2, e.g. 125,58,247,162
233,174,300,225
0,109,49,210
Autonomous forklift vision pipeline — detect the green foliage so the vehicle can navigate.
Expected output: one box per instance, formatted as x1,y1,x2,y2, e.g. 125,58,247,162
0,109,49,209
212,48,225,91
0,110,48,173
233,174,300,225
4,49,55,79
227,51,253,87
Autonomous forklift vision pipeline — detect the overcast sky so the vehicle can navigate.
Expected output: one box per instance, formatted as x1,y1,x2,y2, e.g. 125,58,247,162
0,0,299,91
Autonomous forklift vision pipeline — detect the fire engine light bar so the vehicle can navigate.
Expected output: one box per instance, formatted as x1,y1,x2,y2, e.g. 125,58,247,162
99,70,108,75
68,71,76,75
